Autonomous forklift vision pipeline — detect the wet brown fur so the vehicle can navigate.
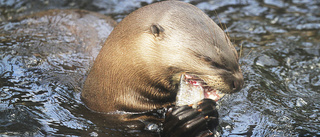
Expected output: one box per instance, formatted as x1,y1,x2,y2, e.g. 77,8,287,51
81,1,244,113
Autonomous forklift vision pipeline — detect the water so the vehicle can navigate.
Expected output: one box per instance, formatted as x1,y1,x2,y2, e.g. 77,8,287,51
1,0,320,136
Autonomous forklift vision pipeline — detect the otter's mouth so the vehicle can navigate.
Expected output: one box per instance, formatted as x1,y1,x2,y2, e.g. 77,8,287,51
176,74,225,107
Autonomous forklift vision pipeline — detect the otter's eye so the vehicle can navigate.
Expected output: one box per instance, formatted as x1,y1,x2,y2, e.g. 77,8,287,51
198,55,231,71
202,56,211,62
210,61,231,71
197,55,211,62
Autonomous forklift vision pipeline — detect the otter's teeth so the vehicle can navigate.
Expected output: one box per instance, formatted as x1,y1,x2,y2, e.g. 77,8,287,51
204,88,225,101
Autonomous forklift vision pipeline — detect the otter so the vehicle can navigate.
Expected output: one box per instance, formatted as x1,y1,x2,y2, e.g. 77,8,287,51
82,1,243,113
81,1,243,136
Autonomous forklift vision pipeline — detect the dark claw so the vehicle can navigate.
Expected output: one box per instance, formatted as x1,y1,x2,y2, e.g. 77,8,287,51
163,106,200,136
162,99,219,137
171,116,207,137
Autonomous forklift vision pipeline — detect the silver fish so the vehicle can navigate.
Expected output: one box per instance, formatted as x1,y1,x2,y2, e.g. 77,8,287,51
176,74,225,108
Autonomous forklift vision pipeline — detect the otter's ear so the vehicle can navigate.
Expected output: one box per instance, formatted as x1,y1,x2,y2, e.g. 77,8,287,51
150,23,164,37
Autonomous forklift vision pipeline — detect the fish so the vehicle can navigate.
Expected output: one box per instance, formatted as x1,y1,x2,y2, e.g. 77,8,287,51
176,74,226,108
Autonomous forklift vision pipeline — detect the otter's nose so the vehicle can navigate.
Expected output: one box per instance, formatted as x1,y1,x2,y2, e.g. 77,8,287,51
232,73,244,92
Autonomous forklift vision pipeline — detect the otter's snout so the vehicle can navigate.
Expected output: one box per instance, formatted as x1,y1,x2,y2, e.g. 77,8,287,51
232,72,244,92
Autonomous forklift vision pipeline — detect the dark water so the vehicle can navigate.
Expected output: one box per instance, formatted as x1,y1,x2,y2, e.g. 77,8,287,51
1,0,319,136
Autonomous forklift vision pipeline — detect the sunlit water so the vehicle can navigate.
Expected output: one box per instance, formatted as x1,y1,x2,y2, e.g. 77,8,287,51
1,0,319,136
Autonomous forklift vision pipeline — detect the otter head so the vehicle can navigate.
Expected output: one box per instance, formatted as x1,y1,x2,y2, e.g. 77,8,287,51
82,1,244,113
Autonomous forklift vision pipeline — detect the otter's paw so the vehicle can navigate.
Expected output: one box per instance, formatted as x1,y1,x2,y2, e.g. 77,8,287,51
162,99,219,137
